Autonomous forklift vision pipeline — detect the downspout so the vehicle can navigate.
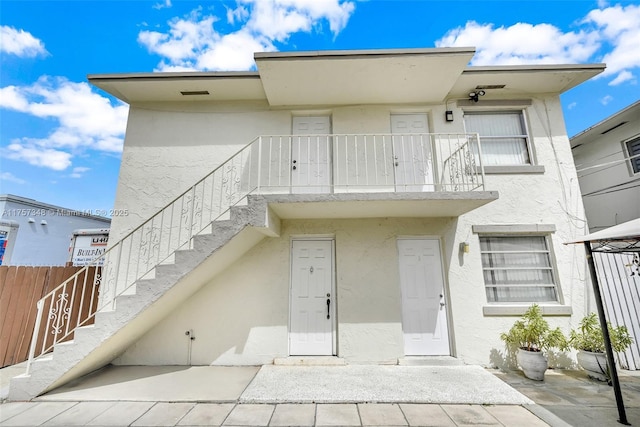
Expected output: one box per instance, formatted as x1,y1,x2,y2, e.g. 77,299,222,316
584,242,629,425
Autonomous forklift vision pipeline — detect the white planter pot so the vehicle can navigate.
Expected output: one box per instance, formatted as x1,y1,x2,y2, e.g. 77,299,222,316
516,348,548,381
577,350,609,382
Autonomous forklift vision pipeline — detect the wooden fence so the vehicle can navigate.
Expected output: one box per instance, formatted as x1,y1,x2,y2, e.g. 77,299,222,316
0,266,100,368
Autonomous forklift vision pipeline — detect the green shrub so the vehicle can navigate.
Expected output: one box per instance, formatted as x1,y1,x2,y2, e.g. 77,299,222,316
500,304,568,352
569,312,633,353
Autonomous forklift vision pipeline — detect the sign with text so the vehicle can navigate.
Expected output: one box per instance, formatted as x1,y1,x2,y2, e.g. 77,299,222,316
70,232,109,266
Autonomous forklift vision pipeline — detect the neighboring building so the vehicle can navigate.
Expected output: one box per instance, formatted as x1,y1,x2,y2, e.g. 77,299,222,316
0,194,111,266
9,48,604,399
570,100,640,232
571,102,640,370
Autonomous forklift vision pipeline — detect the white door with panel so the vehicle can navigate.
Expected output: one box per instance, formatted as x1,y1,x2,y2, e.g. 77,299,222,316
290,239,334,355
391,114,435,191
397,238,449,355
292,116,332,193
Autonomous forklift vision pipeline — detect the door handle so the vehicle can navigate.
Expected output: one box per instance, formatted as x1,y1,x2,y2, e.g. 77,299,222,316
326,296,331,319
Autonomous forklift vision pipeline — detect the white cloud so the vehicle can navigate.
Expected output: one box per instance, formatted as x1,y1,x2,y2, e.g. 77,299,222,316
0,172,26,185
567,102,577,110
436,21,600,65
70,166,90,178
153,0,172,10
600,95,613,105
584,4,640,81
139,0,355,71
435,4,640,86
196,30,274,70
0,26,48,57
0,77,128,171
5,143,72,170
608,70,635,86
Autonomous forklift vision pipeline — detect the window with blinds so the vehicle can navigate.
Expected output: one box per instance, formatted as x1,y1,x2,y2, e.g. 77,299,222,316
464,111,531,166
626,136,640,174
480,235,559,303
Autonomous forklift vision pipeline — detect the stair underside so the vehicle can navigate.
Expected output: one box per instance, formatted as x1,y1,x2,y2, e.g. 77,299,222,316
9,197,280,400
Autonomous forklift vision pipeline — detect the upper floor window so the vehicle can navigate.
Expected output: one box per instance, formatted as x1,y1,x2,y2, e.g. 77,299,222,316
464,111,531,166
480,235,559,303
625,135,640,174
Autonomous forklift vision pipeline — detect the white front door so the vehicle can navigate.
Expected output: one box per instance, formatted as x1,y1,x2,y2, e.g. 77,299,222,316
391,114,435,191
397,238,450,355
290,239,334,355
292,116,332,193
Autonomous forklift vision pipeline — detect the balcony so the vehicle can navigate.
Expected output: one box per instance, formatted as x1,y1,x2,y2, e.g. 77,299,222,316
228,133,498,218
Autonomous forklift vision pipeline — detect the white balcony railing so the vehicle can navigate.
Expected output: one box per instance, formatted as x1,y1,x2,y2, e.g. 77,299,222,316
253,133,484,193
25,132,483,372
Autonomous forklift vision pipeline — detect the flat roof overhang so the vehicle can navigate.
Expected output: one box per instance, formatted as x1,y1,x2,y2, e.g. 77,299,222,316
570,100,640,148
88,72,267,104
447,64,606,100
87,49,605,106
254,47,476,106
259,191,499,219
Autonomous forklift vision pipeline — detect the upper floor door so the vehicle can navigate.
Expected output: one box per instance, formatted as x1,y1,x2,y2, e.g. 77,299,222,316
292,116,332,193
391,114,435,192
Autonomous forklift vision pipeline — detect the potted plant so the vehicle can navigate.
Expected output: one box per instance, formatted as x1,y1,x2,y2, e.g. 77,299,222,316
500,304,567,380
568,312,633,381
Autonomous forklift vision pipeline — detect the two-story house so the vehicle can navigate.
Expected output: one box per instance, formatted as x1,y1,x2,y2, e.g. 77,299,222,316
9,48,604,400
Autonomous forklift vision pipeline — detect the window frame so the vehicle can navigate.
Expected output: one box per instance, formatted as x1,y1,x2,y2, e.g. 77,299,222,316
463,109,538,172
473,225,563,306
624,135,640,176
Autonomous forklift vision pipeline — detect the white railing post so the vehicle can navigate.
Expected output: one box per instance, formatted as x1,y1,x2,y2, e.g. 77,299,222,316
26,300,44,375
475,132,486,190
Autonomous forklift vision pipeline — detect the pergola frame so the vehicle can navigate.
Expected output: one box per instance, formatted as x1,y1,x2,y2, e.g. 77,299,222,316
566,218,640,426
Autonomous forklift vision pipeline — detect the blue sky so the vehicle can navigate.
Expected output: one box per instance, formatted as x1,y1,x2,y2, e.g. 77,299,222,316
1,0,639,214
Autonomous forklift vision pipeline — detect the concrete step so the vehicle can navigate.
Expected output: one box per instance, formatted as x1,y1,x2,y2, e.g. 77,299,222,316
273,357,347,366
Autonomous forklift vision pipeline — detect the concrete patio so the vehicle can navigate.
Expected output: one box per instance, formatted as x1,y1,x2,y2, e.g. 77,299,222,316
1,361,639,426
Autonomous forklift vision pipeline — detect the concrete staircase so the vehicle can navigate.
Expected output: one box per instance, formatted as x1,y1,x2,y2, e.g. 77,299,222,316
8,195,280,400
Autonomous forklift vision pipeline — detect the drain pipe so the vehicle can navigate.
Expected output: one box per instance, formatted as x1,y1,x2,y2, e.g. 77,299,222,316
185,329,195,365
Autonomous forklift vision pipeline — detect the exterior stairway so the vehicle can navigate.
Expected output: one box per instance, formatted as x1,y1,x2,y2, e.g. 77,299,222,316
8,195,280,400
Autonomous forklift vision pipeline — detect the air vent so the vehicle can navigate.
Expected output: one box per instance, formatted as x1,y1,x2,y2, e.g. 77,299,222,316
180,90,210,96
601,121,628,134
475,85,506,90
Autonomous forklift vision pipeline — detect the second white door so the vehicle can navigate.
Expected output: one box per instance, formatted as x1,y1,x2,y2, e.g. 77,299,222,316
397,238,450,355
292,116,332,193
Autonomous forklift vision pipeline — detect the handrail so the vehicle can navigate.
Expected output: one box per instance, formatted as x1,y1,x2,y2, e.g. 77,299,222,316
25,132,483,373
25,136,264,373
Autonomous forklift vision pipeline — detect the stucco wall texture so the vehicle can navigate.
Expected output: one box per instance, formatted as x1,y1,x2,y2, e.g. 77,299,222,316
110,96,588,367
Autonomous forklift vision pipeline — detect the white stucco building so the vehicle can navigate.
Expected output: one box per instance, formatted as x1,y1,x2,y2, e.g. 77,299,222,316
571,100,640,232
0,194,111,266
9,48,606,399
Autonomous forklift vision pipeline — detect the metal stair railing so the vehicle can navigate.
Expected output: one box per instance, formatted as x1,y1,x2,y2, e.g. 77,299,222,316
25,136,263,374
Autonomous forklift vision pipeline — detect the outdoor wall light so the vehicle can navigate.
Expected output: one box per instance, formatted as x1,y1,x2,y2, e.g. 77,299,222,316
468,90,486,103
445,110,454,122
460,242,470,254
41,220,48,225
28,218,35,223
